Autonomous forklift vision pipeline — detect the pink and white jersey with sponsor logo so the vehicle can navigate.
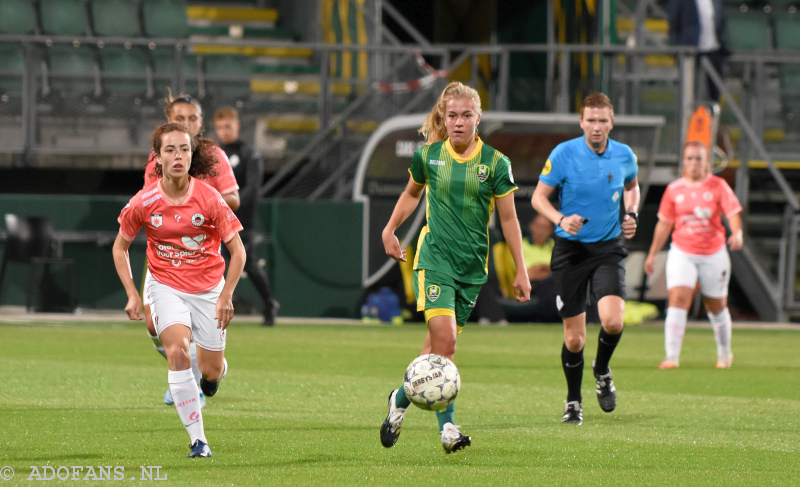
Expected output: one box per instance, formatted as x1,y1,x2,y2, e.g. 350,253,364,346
658,174,742,255
144,145,239,196
118,178,243,293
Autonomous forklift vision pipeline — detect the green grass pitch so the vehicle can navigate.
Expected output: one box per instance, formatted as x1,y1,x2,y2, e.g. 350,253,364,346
0,320,798,486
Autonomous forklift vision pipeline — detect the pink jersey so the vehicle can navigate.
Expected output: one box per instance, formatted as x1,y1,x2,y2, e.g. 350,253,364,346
658,174,742,255
119,178,243,293
144,145,239,196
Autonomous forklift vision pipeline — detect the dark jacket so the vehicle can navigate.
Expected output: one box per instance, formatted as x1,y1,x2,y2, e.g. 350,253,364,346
220,139,262,232
668,0,731,55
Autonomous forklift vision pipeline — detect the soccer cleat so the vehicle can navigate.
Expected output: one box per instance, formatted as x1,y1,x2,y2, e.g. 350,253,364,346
200,359,228,397
187,440,212,458
562,401,583,424
165,389,205,408
593,360,617,412
716,356,733,369
659,360,679,369
380,389,406,448
440,423,471,454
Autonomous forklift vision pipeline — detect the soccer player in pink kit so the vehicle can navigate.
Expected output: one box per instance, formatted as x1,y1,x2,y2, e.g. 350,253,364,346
644,142,743,369
142,94,240,408
113,123,245,458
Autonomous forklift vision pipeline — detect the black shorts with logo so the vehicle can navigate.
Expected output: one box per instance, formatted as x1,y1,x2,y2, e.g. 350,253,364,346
550,235,628,319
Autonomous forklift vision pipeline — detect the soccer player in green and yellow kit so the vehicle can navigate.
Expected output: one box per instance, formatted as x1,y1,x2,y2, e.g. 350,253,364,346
379,82,531,454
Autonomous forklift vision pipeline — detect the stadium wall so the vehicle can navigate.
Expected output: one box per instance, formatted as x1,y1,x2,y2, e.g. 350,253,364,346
0,196,363,318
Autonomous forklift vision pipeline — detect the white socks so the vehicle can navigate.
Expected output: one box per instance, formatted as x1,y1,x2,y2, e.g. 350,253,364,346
709,308,733,360
168,368,207,445
150,332,202,386
664,307,688,362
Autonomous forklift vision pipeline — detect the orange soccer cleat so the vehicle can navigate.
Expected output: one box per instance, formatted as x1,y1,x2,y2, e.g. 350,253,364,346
659,360,679,369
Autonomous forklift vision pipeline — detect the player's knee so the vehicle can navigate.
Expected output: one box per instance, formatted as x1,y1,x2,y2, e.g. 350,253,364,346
564,335,585,352
200,362,224,382
602,317,624,334
165,343,191,369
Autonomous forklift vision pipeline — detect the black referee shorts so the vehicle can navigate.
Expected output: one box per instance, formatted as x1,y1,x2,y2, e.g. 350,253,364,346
550,236,628,319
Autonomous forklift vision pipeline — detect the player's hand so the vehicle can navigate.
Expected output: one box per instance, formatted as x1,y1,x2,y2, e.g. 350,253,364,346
125,294,144,321
622,213,637,239
512,271,532,303
728,230,743,251
215,293,234,330
644,254,656,276
382,228,407,262
559,215,586,235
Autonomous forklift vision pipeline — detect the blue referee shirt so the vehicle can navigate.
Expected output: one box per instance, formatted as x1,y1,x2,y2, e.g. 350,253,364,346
538,136,638,243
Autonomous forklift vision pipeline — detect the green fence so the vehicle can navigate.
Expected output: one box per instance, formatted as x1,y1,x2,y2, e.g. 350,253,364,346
0,195,363,318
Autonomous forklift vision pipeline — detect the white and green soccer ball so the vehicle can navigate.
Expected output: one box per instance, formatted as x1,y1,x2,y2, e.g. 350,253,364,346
403,354,460,411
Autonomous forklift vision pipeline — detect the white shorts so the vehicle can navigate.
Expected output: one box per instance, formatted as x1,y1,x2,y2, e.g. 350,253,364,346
145,273,227,351
665,244,731,299
142,268,151,306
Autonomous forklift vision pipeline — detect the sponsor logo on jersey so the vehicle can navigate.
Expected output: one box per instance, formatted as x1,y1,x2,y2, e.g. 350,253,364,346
174,214,181,222
181,234,206,250
429,159,446,166
476,164,489,182
171,259,181,267
693,206,712,219
676,194,685,204
541,159,552,176
151,213,163,228
703,191,713,201
192,213,205,226
426,285,441,302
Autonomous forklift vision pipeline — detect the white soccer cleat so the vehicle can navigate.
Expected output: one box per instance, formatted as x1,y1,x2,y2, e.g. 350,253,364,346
440,422,471,454
380,389,406,448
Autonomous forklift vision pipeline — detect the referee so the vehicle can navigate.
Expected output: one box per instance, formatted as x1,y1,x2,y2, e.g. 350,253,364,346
531,93,640,425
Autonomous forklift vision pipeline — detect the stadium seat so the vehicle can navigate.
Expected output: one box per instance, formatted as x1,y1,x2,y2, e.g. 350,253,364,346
47,45,96,96
0,44,25,93
142,0,189,38
100,46,148,95
0,214,76,312
91,0,140,37
725,12,771,50
203,54,251,98
150,48,199,96
774,18,800,50
0,0,36,34
40,0,89,36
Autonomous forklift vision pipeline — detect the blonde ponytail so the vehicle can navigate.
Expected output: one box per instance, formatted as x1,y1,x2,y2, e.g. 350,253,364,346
419,82,481,144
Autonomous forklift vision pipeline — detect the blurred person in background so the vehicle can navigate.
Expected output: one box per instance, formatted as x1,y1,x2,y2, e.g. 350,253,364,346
214,107,279,327
645,141,742,370
143,93,240,408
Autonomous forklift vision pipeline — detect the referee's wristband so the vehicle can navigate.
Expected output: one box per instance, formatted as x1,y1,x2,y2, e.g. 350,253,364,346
627,212,639,225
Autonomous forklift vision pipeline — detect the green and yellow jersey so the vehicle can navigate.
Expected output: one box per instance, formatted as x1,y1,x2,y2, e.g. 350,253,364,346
409,136,517,285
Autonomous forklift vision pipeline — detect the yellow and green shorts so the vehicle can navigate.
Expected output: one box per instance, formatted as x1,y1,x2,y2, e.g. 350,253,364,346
414,269,483,332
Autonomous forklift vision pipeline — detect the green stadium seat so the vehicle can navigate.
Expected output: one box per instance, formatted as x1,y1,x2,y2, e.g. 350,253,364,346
0,44,25,93
40,0,89,36
0,0,36,34
203,54,250,98
150,48,198,96
142,0,189,38
100,47,147,95
91,0,140,37
47,45,96,96
774,18,800,50
725,13,771,50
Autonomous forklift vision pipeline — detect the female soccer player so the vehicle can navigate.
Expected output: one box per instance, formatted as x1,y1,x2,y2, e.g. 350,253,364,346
379,82,531,454
644,141,743,369
113,123,245,458
142,94,240,408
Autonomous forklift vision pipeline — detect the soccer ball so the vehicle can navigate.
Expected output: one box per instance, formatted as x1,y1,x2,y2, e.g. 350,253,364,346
403,354,460,411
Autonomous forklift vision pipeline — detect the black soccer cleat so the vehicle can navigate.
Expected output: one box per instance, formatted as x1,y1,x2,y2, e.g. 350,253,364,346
262,299,280,327
562,401,583,425
440,423,471,454
187,440,212,458
200,377,218,397
593,360,617,412
380,389,406,448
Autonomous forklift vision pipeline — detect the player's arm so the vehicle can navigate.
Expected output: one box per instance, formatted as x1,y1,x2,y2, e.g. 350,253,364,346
496,195,531,303
621,177,641,239
726,212,744,251
112,233,144,321
217,232,246,330
644,218,674,275
382,176,425,262
531,181,585,235
222,191,240,211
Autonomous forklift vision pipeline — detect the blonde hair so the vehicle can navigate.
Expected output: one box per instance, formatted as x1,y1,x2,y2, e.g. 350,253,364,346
419,82,482,144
